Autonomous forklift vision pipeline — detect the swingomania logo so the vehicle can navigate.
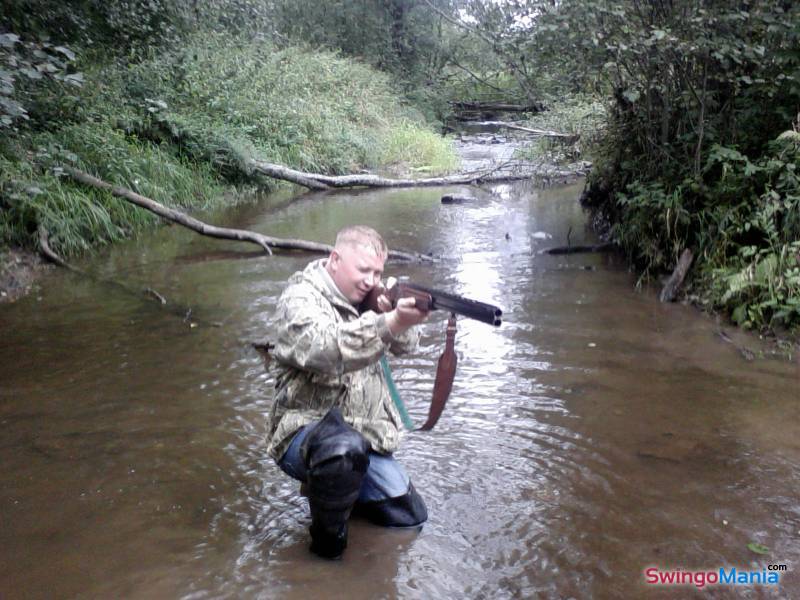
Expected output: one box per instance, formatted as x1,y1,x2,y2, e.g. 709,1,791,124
644,565,788,589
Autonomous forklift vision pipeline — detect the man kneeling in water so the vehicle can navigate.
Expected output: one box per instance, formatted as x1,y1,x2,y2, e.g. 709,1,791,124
266,225,429,559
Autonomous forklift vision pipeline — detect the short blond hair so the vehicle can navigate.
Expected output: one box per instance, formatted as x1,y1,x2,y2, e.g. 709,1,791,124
334,225,387,257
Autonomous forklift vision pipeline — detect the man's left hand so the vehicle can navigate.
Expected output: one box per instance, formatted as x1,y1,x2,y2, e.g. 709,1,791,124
375,277,397,313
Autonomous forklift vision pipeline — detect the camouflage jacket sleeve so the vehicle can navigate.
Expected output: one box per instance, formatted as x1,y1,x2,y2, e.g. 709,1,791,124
388,324,419,356
273,281,417,375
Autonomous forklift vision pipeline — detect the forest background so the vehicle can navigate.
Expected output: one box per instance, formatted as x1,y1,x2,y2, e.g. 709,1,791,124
1,0,798,338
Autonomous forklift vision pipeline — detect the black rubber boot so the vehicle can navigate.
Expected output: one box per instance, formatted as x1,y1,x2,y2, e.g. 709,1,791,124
301,407,370,559
352,482,428,527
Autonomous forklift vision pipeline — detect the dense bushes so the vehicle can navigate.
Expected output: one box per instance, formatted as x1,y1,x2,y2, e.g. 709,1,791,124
557,0,800,333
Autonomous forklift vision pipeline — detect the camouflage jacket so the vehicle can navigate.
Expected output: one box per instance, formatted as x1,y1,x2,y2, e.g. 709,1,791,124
266,258,419,460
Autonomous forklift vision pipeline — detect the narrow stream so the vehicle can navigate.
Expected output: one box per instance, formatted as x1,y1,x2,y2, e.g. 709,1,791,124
1,169,798,598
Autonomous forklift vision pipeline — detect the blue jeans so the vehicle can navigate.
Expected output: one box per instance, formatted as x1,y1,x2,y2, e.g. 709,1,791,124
278,425,411,503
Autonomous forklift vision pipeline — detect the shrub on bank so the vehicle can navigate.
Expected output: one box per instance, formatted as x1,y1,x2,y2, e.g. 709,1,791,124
0,123,222,256
0,34,457,258
603,133,800,334
119,34,456,175
513,96,606,165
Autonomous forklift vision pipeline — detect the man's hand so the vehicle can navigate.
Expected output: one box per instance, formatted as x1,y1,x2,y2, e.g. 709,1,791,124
386,296,429,336
375,277,396,313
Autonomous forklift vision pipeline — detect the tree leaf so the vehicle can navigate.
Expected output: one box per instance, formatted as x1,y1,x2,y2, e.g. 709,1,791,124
64,72,85,86
622,89,640,103
54,46,76,61
747,542,769,555
20,68,43,80
0,33,20,48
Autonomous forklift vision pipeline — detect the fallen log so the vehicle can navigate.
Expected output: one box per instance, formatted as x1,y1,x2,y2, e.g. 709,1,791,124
249,159,537,190
475,121,578,140
37,226,73,271
127,115,546,190
540,243,615,255
659,248,694,302
441,194,481,204
449,100,544,113
63,167,435,262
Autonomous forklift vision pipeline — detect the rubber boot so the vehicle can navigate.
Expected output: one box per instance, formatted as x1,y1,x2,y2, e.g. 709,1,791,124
301,407,370,559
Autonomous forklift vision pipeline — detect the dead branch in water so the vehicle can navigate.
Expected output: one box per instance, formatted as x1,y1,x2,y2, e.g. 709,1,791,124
38,225,174,308
475,121,578,140
63,167,435,262
37,226,76,271
660,248,694,302
540,243,615,255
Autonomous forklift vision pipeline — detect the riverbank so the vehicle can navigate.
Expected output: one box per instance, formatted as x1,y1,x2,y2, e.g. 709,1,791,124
1,33,457,264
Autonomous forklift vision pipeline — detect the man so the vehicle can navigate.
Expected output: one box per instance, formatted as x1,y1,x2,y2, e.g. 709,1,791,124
266,225,429,559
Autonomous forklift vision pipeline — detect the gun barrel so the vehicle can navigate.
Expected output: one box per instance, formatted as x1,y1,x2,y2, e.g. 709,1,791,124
405,283,502,326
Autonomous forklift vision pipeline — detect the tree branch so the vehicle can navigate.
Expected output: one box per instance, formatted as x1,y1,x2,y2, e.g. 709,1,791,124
63,167,436,262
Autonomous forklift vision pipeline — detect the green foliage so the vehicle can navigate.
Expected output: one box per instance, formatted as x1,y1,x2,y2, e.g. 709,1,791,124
0,32,83,130
612,182,692,272
514,97,606,165
120,34,456,175
0,123,221,257
529,0,800,333
1,0,197,54
697,135,800,330
270,0,449,79
0,32,456,258
377,120,458,173
603,130,800,331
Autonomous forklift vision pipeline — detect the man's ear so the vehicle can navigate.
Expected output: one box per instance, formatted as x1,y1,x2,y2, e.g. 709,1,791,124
328,249,340,273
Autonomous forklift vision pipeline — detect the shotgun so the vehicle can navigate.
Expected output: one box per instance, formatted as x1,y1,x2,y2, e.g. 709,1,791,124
362,281,502,326
362,280,502,431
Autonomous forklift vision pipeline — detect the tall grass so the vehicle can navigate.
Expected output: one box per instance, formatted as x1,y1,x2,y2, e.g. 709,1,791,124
377,120,459,173
1,124,222,256
121,34,457,175
1,34,457,257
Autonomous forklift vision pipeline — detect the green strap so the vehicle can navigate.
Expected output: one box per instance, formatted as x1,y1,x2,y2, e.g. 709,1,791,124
380,355,414,431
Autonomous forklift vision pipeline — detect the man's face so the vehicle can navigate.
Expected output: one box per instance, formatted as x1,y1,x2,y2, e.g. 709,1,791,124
327,243,386,304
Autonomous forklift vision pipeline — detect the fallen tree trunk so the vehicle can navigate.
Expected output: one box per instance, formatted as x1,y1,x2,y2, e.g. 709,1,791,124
475,121,578,140
64,167,435,262
249,159,539,190
449,100,544,113
127,116,556,190
38,226,75,271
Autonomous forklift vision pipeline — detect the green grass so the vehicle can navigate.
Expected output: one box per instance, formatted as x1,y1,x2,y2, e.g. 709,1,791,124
1,33,457,258
120,34,457,175
377,120,459,173
1,123,222,256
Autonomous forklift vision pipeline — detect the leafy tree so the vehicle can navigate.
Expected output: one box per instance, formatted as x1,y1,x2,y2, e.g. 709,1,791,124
0,33,83,130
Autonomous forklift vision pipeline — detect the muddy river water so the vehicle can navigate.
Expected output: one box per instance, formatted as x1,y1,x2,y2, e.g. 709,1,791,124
1,176,798,599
